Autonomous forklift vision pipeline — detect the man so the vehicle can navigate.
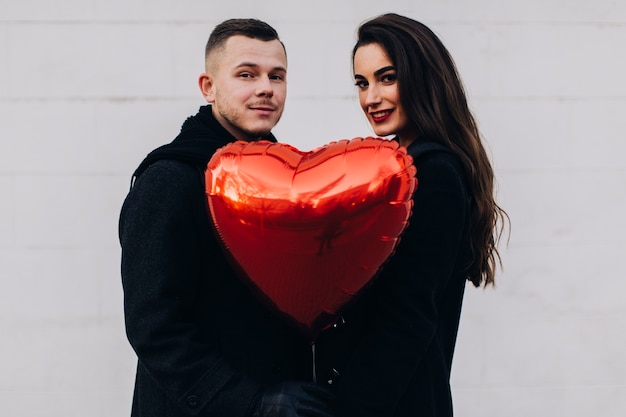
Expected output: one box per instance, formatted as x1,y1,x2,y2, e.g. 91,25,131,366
119,19,333,417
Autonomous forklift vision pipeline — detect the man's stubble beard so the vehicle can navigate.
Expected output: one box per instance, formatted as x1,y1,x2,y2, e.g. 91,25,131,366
215,98,282,140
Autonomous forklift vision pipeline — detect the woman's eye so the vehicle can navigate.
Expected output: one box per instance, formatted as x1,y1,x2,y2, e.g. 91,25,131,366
381,73,397,83
354,80,368,89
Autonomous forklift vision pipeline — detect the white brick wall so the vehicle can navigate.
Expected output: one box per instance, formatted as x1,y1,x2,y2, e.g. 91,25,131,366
1,1,624,415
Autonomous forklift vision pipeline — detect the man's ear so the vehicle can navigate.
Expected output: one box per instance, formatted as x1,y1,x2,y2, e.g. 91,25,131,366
198,73,216,103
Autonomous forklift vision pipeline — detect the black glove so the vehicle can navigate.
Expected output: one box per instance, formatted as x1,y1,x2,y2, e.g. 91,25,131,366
252,381,335,417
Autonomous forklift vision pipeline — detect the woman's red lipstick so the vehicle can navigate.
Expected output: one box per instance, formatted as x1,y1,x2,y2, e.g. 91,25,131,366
371,110,393,123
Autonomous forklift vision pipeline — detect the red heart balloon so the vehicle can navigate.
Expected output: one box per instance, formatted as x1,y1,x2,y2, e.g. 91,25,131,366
205,137,416,342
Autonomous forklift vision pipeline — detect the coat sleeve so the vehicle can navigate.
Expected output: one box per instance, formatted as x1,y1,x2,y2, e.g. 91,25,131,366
333,154,469,416
119,161,260,416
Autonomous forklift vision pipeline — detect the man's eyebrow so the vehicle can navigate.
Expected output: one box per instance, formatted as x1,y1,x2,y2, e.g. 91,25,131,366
235,62,286,72
234,62,259,69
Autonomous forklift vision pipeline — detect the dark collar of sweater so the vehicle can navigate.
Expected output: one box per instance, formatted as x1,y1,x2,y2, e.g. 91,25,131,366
131,105,278,182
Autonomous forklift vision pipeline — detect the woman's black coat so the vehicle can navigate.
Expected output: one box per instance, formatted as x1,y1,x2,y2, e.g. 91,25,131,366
315,141,472,417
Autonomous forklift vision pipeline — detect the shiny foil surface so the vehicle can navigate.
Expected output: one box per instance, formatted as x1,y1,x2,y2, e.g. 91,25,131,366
205,137,417,341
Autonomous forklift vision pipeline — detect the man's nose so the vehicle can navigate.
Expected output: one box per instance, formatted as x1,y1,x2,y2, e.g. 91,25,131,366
256,76,274,97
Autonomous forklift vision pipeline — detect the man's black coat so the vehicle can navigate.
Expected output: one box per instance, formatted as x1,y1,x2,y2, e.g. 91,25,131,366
119,106,312,417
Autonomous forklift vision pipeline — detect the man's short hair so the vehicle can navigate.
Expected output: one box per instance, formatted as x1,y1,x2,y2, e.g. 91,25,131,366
205,18,284,61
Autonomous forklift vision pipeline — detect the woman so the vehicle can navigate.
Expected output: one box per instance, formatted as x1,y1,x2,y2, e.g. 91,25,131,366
315,13,508,417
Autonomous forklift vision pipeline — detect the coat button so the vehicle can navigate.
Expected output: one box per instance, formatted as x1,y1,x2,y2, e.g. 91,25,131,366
332,316,346,329
326,368,341,385
187,395,199,408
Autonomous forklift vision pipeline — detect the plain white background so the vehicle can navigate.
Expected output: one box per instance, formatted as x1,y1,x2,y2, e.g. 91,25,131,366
1,1,625,415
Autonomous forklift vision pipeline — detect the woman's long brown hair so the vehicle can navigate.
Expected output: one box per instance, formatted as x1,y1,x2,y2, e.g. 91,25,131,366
354,13,509,287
